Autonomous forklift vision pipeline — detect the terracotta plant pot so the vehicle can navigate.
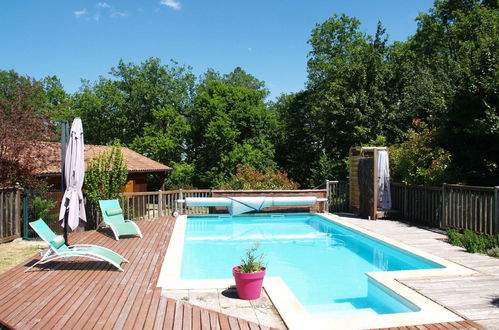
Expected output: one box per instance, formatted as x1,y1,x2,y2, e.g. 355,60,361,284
232,266,266,300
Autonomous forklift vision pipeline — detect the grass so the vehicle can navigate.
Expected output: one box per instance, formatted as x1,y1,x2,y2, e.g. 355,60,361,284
0,239,47,275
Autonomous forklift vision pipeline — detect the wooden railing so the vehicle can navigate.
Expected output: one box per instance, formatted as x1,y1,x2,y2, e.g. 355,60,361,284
0,187,22,243
391,183,442,228
325,181,349,213
442,184,498,235
120,189,212,221
329,180,499,235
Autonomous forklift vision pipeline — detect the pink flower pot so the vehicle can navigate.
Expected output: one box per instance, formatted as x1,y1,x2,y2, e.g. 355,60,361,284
232,266,266,300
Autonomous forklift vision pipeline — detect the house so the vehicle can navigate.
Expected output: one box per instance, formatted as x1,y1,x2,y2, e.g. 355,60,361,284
32,142,172,192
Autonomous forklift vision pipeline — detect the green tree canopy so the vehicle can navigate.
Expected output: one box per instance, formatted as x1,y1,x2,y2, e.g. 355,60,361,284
187,68,279,187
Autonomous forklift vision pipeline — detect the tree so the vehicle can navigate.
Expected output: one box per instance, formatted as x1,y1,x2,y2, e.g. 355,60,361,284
73,57,196,158
0,71,55,188
187,68,279,187
407,0,499,184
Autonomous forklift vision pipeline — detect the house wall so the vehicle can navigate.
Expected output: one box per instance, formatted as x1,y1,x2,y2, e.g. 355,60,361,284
44,173,150,193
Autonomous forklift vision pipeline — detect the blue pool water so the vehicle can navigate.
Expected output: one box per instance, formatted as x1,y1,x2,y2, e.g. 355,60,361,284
180,214,444,318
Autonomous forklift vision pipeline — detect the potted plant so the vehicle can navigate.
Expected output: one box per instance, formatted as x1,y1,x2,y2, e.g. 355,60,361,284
232,243,266,300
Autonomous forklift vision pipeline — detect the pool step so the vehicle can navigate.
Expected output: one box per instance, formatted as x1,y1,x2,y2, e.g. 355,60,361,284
307,302,377,318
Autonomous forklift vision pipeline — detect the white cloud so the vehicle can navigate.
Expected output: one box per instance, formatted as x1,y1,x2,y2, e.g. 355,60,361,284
93,13,101,21
111,11,129,17
74,9,88,18
160,0,181,10
97,2,111,8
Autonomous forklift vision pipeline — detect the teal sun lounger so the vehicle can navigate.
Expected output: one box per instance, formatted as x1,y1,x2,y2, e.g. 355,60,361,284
99,199,143,240
26,219,128,272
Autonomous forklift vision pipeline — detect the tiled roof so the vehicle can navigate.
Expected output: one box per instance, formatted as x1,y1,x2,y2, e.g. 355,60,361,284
30,142,172,176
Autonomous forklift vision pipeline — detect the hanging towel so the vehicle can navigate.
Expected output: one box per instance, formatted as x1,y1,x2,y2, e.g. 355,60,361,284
377,150,392,210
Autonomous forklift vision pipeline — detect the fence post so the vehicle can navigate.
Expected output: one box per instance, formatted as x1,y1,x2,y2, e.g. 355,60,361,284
158,190,163,217
403,183,407,219
441,183,447,229
325,180,330,213
22,192,29,239
494,186,499,235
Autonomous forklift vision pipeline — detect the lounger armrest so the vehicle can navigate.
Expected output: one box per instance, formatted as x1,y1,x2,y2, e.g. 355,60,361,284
68,244,128,262
124,220,143,238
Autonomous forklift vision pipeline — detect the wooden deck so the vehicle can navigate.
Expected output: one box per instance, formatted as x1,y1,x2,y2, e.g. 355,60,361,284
0,217,277,330
0,215,491,330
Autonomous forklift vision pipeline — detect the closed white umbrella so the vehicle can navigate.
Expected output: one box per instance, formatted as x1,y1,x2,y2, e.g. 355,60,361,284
59,118,86,239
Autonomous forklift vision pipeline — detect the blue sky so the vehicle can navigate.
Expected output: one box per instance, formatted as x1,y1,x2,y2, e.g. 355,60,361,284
0,0,435,101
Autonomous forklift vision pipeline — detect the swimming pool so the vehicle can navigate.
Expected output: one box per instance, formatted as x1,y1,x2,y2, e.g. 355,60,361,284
180,213,444,318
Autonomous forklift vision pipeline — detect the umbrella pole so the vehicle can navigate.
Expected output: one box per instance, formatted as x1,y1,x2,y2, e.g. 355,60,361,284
61,120,69,244
64,211,69,244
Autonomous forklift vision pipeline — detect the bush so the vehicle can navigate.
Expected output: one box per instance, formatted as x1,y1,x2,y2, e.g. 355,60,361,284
218,165,299,190
390,120,452,185
84,141,128,203
164,161,195,190
486,247,499,258
447,228,499,255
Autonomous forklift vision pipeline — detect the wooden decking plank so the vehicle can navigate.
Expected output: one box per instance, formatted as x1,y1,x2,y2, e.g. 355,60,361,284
140,287,163,330
227,315,241,330
0,257,88,324
153,294,170,330
200,307,210,330
85,222,162,329
20,236,119,327
17,263,109,329
237,317,250,330
108,227,169,329
67,230,143,329
218,313,231,330
118,222,174,329
248,322,260,330
172,300,184,330
183,300,193,330
191,305,202,330
68,223,154,327
163,298,177,330
30,233,130,329
208,309,221,330
95,240,158,329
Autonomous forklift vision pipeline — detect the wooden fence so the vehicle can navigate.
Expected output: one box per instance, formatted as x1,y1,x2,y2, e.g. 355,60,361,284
0,187,22,243
327,180,499,235
325,181,349,213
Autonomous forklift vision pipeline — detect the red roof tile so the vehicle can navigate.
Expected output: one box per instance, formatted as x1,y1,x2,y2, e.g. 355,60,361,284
30,142,172,176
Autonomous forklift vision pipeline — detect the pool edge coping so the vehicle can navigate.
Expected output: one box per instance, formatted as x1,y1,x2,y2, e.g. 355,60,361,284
157,213,479,330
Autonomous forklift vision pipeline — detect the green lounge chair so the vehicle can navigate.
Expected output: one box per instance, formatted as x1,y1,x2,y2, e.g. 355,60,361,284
98,199,143,240
25,219,128,272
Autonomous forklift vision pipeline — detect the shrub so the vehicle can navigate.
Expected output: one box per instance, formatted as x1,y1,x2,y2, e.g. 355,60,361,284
446,228,464,247
447,228,499,255
218,165,299,190
486,247,499,258
390,120,452,185
84,141,128,204
164,161,195,190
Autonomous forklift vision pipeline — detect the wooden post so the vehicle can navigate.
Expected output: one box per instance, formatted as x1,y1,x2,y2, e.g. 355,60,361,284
441,183,447,228
158,190,163,217
494,186,499,235
325,180,330,213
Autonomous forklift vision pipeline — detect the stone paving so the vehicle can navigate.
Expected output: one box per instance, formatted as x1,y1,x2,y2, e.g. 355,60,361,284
165,287,287,329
